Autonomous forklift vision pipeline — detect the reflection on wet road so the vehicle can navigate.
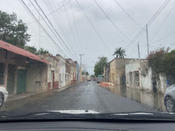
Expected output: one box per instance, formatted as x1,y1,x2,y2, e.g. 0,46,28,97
11,81,156,113
108,85,166,112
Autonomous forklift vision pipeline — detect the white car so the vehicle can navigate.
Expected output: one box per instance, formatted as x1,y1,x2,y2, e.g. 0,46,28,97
0,86,8,108
164,84,175,112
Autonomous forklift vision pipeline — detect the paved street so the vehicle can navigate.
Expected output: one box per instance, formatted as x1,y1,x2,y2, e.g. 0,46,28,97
11,81,155,113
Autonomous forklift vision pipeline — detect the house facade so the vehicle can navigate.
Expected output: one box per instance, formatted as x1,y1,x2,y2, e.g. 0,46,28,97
0,40,49,96
104,58,135,88
125,59,167,93
40,54,60,90
65,59,77,86
56,54,66,88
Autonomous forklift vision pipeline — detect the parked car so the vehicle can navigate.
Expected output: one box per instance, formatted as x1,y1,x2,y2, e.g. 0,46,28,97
164,84,175,112
0,86,8,108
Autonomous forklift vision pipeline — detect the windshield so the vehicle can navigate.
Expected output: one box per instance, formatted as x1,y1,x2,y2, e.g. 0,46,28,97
0,0,175,119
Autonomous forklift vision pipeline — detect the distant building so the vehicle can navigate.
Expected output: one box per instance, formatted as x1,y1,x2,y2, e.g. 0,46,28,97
65,58,77,85
104,58,135,87
41,54,60,90
56,54,66,88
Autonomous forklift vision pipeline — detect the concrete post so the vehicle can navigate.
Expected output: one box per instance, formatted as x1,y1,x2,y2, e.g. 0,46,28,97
4,62,8,88
14,68,18,94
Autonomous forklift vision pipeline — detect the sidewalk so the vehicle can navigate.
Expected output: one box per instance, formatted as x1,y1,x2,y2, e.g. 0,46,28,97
3,82,80,111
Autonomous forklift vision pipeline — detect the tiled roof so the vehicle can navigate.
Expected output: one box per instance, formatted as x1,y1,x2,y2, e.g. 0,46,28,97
0,40,49,64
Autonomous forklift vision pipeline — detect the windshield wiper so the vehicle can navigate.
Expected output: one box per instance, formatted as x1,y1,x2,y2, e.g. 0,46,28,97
0,111,175,122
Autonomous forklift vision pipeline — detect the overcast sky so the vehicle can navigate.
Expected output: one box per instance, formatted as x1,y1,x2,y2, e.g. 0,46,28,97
0,0,175,74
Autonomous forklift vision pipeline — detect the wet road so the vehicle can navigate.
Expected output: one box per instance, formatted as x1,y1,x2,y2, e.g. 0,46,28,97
12,81,156,113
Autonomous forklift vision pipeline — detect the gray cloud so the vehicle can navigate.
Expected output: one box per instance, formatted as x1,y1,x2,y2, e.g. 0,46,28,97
0,0,175,74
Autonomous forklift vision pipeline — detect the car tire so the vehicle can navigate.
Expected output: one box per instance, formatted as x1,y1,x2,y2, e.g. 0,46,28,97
165,96,175,112
0,93,4,108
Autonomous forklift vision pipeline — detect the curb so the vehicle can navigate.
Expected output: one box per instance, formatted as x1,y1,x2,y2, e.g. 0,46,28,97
3,82,81,111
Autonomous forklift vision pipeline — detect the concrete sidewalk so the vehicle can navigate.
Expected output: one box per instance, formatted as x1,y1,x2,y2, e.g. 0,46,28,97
3,82,80,111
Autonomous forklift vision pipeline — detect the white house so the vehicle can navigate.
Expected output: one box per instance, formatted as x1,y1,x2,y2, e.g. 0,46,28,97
56,54,66,88
125,59,167,93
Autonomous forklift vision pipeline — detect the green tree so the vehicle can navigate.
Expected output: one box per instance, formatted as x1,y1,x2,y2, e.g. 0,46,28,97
147,48,168,74
86,72,89,75
113,47,126,58
147,48,175,83
0,11,30,48
37,48,49,55
94,57,107,76
24,46,37,54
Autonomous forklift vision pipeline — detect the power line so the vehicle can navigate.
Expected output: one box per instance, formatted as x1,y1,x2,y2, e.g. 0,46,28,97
45,0,69,16
74,0,109,50
62,1,78,59
69,0,79,50
93,0,130,41
43,0,79,59
28,0,70,57
147,0,171,25
150,1,175,42
20,0,68,57
34,0,76,58
124,0,171,48
113,0,140,28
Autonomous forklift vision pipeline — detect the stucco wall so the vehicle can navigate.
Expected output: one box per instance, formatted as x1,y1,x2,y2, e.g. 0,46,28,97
125,60,153,90
42,54,60,89
58,58,66,88
125,60,167,93
109,58,134,86
26,63,48,93
141,68,152,90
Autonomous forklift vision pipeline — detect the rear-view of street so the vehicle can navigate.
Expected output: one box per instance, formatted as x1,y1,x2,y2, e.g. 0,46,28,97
10,81,155,114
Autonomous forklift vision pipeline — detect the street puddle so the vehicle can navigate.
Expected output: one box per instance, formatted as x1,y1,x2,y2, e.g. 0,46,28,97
108,86,166,112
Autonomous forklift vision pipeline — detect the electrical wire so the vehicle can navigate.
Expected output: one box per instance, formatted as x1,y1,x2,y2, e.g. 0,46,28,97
29,0,69,57
113,0,140,28
74,0,110,50
43,0,79,59
34,0,76,58
150,1,175,42
93,0,130,41
124,0,171,48
20,0,68,57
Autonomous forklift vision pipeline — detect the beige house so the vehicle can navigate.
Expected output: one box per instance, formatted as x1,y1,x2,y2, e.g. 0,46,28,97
56,54,66,88
40,54,60,90
105,58,133,87
65,59,77,86
0,40,48,96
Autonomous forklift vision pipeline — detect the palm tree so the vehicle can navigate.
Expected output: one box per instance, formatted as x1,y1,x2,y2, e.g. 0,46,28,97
113,47,126,58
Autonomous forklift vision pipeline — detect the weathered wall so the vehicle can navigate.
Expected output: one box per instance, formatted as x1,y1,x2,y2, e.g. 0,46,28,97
125,60,167,93
109,58,135,87
26,63,48,93
41,54,60,90
57,57,66,88
125,60,152,90
157,73,167,94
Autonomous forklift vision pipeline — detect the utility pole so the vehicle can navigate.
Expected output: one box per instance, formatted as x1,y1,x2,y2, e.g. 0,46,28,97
79,54,84,82
146,24,150,56
137,42,142,89
137,42,140,59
